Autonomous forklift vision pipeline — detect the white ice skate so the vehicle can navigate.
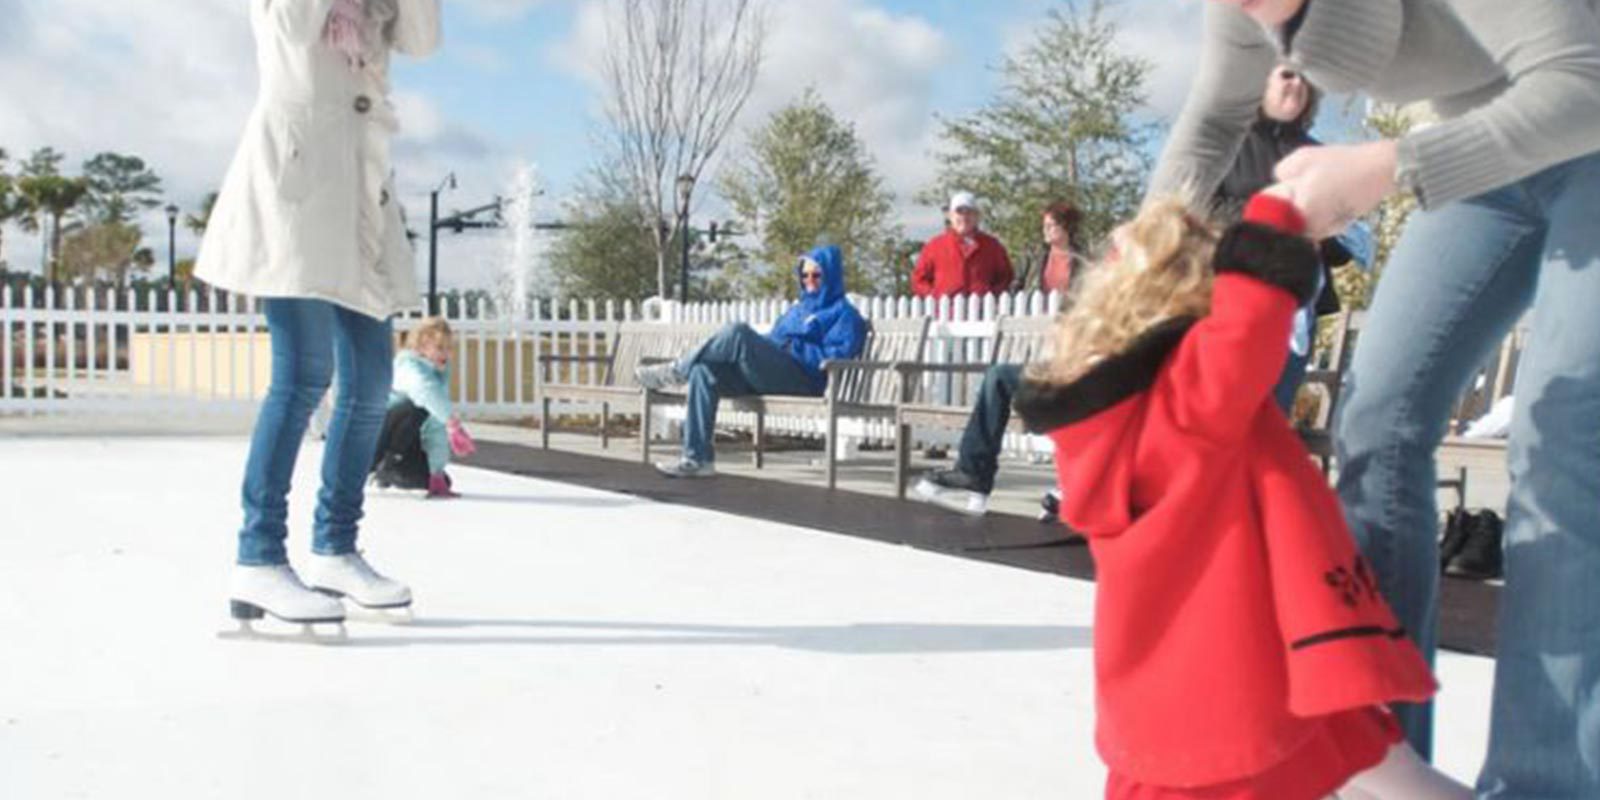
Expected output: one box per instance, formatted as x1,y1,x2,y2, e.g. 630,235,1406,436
305,552,413,622
221,564,349,643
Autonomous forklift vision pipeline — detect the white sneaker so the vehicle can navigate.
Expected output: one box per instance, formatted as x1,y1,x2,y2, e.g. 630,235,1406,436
634,363,686,391
654,458,716,478
912,475,989,516
305,552,413,609
229,564,346,623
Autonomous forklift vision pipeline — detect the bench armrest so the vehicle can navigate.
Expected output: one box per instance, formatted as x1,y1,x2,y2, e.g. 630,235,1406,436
892,361,998,377
538,354,610,365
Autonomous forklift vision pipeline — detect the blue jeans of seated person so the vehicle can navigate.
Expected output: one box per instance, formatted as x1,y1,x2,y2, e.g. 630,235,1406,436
1335,150,1600,798
951,353,1306,496
677,323,820,465
238,298,393,566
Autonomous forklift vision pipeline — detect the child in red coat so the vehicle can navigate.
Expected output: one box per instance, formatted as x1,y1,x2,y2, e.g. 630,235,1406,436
1014,193,1471,800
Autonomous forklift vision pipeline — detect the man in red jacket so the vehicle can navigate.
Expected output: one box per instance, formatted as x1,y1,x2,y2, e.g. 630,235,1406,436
911,191,1014,297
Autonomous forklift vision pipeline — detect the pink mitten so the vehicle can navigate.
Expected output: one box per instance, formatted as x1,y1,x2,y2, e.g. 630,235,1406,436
448,419,476,457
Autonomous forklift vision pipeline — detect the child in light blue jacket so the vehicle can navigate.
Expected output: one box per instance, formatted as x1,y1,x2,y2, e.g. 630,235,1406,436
371,317,475,497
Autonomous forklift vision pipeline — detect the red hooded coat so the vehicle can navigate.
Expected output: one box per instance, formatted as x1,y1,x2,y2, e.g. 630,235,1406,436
1015,196,1435,789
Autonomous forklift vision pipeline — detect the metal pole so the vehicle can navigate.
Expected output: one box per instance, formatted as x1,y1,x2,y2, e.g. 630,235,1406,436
167,216,177,285
428,189,440,316
678,212,690,303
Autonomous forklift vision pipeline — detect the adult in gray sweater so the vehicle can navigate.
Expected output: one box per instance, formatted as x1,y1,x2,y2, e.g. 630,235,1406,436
1152,2,1600,798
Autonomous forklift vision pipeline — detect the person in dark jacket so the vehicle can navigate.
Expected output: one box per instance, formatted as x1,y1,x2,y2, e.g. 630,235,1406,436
637,245,868,477
1210,64,1356,412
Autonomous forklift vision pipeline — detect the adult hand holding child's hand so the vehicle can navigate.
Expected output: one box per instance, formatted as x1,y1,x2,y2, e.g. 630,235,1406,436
1273,140,1399,239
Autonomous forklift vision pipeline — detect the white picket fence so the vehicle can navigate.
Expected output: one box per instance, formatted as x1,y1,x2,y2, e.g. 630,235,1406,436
0,284,1065,427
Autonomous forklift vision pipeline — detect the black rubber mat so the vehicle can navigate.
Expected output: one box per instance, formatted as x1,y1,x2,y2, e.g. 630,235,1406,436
462,440,1499,657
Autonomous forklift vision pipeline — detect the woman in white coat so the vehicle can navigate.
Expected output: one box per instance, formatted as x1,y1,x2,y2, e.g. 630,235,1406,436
196,0,439,626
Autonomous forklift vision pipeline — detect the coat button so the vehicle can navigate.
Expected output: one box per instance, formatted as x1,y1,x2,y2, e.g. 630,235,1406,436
354,95,372,114
380,189,390,206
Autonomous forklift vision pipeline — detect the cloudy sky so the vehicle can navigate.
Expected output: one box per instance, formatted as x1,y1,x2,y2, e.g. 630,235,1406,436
0,0,1350,291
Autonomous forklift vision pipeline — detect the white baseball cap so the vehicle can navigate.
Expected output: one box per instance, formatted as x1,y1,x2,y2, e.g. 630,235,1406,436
948,191,979,212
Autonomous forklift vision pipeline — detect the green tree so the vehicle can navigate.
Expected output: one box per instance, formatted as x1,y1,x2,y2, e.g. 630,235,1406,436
719,89,902,295
185,191,219,236
60,221,151,287
16,174,90,282
548,166,663,302
81,152,164,225
922,0,1156,264
0,148,26,269
20,147,65,179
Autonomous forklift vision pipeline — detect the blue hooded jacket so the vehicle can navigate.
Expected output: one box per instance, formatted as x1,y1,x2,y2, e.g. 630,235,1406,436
765,245,868,390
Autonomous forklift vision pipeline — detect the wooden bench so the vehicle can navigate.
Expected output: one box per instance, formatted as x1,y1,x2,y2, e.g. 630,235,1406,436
891,315,1057,498
643,317,932,488
537,321,719,461
1298,309,1523,508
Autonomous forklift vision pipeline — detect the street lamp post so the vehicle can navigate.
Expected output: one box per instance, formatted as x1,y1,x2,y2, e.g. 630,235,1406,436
675,173,695,303
165,203,179,286
427,173,457,316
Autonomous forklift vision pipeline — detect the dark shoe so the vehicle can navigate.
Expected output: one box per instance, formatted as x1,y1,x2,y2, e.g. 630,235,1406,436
912,469,988,516
1038,488,1062,523
1445,510,1504,581
1438,508,1473,571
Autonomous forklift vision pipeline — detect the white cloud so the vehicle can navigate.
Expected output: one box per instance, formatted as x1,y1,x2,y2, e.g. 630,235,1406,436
0,0,516,288
555,0,956,232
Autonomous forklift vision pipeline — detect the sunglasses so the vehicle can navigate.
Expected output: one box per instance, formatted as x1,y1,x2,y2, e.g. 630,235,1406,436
801,269,823,279
1277,68,1300,82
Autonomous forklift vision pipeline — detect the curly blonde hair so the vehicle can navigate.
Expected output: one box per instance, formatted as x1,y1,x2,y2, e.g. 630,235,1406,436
1030,197,1218,385
404,316,454,353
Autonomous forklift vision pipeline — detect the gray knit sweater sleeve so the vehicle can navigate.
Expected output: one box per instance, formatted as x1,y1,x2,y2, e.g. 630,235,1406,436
1152,0,1600,210
1147,6,1275,206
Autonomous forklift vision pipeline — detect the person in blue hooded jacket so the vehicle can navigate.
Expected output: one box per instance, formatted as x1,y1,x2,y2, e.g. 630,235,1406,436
636,245,868,477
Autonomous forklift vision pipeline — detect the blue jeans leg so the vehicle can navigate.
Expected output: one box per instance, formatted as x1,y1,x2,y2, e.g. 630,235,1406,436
312,305,393,556
1477,153,1600,799
237,299,392,565
1272,347,1309,415
953,364,1023,493
681,323,820,464
1334,181,1544,759
238,299,337,566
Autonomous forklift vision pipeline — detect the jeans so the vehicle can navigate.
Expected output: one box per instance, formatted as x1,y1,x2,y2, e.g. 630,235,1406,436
1272,346,1310,415
678,323,820,464
238,298,394,566
954,364,1023,494
1334,151,1600,798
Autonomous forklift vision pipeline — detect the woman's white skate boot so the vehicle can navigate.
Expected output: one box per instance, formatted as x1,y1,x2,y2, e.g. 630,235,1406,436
305,552,413,618
225,564,348,641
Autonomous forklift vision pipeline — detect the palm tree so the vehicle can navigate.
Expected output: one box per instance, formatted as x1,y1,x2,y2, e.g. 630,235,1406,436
184,191,219,237
0,148,24,269
17,175,90,283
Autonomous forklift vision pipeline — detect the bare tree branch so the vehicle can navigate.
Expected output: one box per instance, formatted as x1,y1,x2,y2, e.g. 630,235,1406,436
601,0,766,298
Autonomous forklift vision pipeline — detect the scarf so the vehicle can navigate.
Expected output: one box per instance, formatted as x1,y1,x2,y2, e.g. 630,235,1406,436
322,0,368,68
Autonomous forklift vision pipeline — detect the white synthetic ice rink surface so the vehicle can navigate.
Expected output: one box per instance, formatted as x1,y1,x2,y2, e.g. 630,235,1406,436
0,437,1493,799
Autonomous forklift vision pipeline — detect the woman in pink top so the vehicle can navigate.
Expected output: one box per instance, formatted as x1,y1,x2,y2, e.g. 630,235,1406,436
1038,201,1083,296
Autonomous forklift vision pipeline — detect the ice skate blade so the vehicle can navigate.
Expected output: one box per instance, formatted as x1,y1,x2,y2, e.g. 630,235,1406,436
216,617,350,645
343,604,416,625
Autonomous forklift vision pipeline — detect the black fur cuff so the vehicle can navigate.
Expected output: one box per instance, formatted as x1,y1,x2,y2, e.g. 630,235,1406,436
1213,222,1321,305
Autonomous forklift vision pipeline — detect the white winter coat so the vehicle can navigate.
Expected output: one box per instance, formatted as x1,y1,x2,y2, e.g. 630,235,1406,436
196,0,440,320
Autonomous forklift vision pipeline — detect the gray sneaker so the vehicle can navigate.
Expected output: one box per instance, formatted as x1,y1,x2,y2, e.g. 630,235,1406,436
635,363,686,391
655,459,716,478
